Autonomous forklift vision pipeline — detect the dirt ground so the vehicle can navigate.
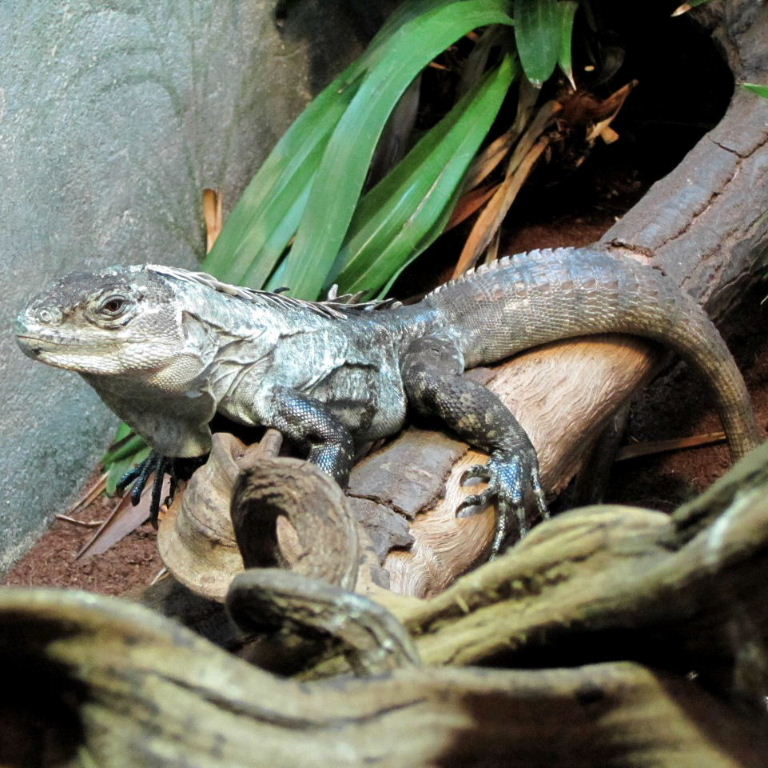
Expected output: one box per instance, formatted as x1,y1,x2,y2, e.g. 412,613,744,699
3,490,164,595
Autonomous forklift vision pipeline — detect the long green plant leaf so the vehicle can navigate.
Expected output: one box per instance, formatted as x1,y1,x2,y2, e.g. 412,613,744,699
513,0,561,87
557,1,578,88
271,0,515,299
743,83,768,99
332,55,517,295
202,65,364,286
102,430,150,495
203,0,491,287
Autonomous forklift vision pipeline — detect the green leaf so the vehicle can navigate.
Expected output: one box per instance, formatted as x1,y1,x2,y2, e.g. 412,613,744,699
557,1,578,88
333,55,517,295
202,64,365,286
272,0,515,299
112,421,134,443
513,0,561,87
203,0,486,288
102,434,148,466
743,83,768,100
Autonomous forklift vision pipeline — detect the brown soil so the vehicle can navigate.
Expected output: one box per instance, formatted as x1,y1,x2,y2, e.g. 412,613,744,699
4,489,164,596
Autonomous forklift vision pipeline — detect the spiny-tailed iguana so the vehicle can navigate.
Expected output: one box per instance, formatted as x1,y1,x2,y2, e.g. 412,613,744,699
16,248,761,552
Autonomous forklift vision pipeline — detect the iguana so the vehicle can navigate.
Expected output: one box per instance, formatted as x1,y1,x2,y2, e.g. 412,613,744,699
15,248,761,552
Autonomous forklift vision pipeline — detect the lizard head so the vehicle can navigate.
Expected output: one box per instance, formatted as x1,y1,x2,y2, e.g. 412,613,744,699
16,265,183,376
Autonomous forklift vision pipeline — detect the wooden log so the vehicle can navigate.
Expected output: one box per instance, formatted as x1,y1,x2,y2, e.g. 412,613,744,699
3,585,768,767
305,441,768,705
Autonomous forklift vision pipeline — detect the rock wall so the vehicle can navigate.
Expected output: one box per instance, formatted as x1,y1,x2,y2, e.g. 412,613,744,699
0,0,382,572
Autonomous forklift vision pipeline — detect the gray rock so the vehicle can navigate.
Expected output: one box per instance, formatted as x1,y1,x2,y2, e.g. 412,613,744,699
0,0,387,573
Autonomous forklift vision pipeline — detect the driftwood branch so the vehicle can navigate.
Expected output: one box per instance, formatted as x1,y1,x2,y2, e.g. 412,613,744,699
5,441,768,765
5,587,768,767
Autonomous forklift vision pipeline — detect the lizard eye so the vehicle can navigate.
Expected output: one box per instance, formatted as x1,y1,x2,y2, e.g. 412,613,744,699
98,295,128,315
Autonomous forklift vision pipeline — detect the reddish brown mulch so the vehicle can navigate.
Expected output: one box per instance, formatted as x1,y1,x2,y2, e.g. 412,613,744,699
3,490,163,596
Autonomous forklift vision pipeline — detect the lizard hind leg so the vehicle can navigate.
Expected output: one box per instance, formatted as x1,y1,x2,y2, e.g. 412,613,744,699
401,334,548,556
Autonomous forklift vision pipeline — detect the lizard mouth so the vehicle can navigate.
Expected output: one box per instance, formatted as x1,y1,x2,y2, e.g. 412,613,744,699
17,332,60,347
15,332,89,359
17,332,94,349
16,336,42,357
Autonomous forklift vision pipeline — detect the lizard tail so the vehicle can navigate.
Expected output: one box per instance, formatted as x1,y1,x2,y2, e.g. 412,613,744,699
423,247,761,459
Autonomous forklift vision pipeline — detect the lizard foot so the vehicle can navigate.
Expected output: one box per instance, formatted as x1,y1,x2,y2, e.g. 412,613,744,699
457,451,548,557
118,453,205,527
117,452,169,528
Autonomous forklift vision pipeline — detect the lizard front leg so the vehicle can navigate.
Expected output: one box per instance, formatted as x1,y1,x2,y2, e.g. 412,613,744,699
402,335,547,555
267,386,356,486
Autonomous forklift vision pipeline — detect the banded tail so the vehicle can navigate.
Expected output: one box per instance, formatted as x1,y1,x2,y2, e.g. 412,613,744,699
423,247,761,459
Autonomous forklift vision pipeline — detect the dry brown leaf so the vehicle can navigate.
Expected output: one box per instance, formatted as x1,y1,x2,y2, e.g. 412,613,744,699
616,432,727,461
453,101,562,278
453,137,550,277
66,472,107,516
203,188,223,253
447,183,500,229
462,129,516,191
75,476,170,560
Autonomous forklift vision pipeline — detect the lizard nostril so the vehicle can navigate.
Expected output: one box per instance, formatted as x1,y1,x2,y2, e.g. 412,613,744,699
36,307,62,325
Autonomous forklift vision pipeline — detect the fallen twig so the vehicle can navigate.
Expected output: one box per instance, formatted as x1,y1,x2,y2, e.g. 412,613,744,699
55,514,104,528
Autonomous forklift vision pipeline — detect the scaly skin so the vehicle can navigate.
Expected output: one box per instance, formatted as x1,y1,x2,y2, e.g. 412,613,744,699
16,248,761,552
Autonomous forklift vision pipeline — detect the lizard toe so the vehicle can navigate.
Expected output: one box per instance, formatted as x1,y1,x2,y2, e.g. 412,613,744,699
460,463,492,485
456,489,494,516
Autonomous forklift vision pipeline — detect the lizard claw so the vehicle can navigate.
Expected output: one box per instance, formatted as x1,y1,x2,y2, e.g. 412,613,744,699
457,489,494,514
458,450,548,557
117,454,205,528
117,452,169,527
460,463,492,485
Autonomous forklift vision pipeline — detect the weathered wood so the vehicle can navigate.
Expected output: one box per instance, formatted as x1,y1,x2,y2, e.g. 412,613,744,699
383,337,658,596
3,586,768,767
306,441,768,701
232,457,361,589
405,455,768,682
9,423,768,766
